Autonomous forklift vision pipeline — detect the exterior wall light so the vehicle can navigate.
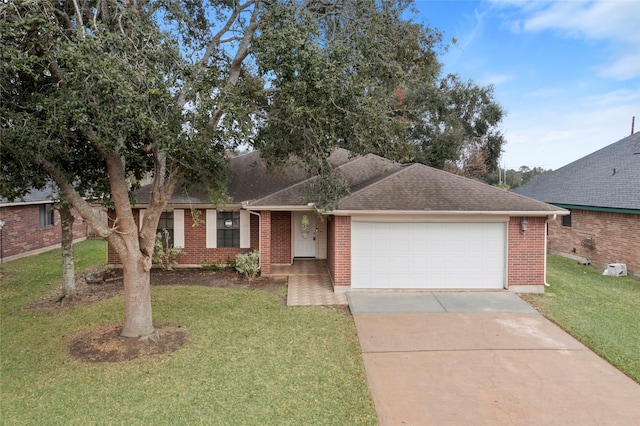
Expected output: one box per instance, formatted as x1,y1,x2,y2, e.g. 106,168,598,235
521,218,528,233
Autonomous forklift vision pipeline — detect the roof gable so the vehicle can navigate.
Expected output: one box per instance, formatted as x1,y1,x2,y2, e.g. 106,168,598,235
513,133,640,210
338,163,560,212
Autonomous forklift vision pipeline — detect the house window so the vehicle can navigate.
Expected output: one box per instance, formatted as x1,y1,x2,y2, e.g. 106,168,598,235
562,211,572,227
217,210,240,248
39,204,54,227
157,211,174,247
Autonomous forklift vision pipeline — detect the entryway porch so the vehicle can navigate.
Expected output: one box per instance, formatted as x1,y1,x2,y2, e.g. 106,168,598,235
270,259,347,306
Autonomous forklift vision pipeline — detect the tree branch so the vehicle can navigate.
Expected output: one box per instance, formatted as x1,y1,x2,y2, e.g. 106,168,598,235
206,0,261,135
176,0,258,108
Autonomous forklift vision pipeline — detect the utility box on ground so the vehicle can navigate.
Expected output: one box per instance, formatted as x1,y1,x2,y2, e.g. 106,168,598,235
605,263,627,277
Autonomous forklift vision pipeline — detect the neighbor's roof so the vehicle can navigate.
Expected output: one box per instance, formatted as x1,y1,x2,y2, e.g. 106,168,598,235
136,148,563,214
513,132,640,211
0,185,57,207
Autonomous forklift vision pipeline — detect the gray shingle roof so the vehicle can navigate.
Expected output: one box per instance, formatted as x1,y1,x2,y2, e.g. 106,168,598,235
136,149,562,214
513,132,640,211
337,163,560,212
248,154,402,207
0,184,58,206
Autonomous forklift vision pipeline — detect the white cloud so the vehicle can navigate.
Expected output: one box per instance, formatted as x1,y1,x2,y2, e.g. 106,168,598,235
596,51,640,80
490,0,640,80
522,0,638,42
479,73,512,86
501,97,638,169
584,88,640,107
525,87,564,99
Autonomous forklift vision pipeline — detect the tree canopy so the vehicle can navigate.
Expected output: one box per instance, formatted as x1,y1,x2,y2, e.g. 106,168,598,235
1,0,507,337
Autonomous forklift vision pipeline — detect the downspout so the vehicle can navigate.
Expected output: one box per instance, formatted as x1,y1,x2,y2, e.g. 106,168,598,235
248,210,261,272
544,214,557,287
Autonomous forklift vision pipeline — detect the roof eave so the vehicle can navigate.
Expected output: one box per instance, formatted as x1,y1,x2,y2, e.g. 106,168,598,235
326,209,569,216
552,204,640,214
0,199,55,207
242,203,318,212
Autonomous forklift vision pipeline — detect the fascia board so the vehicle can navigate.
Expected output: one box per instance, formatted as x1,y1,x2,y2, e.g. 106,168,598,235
327,209,569,217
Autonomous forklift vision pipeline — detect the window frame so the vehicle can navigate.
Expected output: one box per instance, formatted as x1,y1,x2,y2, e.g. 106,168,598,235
39,204,55,227
157,211,175,248
561,211,572,227
217,210,240,248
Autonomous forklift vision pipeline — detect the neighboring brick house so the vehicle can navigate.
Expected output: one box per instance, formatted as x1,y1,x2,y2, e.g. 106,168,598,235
0,187,88,262
109,149,565,293
514,132,640,275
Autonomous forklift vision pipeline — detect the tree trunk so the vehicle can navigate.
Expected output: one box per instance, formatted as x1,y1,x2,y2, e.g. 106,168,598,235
120,252,155,338
59,201,77,299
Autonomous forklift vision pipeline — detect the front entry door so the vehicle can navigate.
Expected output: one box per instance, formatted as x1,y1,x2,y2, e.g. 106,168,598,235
293,211,316,258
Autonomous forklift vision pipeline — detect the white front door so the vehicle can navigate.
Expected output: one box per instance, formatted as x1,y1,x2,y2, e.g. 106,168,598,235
293,211,316,258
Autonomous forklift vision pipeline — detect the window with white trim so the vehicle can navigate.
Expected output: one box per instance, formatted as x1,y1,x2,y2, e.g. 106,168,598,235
157,211,174,247
217,210,240,248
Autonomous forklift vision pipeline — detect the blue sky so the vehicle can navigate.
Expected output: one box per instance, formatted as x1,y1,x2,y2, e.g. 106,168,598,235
410,0,640,170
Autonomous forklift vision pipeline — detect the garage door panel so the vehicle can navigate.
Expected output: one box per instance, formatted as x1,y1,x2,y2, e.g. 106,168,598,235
352,222,505,289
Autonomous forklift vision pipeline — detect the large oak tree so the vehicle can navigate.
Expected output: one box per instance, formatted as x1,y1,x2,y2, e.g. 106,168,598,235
1,0,505,338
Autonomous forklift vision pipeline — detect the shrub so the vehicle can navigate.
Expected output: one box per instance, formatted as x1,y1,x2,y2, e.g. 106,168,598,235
200,259,222,271
152,230,183,270
235,251,260,281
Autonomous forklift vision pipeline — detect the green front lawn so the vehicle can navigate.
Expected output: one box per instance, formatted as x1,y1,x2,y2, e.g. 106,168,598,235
0,240,376,425
522,255,640,383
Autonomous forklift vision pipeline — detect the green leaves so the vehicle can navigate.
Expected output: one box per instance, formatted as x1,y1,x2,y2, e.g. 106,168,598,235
2,0,507,210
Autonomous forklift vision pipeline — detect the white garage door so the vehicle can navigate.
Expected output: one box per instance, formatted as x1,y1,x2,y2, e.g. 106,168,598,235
351,222,506,289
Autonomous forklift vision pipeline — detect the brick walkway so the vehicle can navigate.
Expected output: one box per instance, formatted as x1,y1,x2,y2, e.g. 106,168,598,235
270,260,348,306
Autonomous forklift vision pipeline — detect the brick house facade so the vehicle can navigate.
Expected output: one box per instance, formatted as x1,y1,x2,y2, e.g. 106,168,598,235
547,209,640,274
514,133,640,276
108,149,563,292
0,202,88,262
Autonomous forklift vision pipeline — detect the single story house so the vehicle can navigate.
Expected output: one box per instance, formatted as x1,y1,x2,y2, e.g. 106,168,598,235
513,132,640,275
108,149,566,293
0,186,89,262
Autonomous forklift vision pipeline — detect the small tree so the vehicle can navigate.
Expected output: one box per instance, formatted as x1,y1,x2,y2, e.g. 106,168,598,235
152,230,183,271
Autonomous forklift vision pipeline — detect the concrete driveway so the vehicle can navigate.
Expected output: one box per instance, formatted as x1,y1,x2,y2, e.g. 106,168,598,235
348,291,640,426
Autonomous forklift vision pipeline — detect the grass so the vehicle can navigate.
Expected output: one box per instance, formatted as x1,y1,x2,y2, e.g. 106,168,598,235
0,240,376,425
522,255,640,383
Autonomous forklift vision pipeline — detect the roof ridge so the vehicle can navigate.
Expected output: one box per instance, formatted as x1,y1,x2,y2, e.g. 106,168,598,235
339,162,414,201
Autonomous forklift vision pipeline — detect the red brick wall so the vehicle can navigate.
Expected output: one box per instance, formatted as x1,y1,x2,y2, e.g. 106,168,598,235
327,215,351,288
177,209,251,265
260,211,272,274
250,214,259,252
327,216,334,278
508,216,546,288
270,211,291,264
548,209,640,274
108,208,256,266
107,208,140,265
0,203,87,260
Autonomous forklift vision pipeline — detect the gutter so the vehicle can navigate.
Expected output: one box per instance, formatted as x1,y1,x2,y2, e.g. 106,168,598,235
325,209,570,216
552,204,640,215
